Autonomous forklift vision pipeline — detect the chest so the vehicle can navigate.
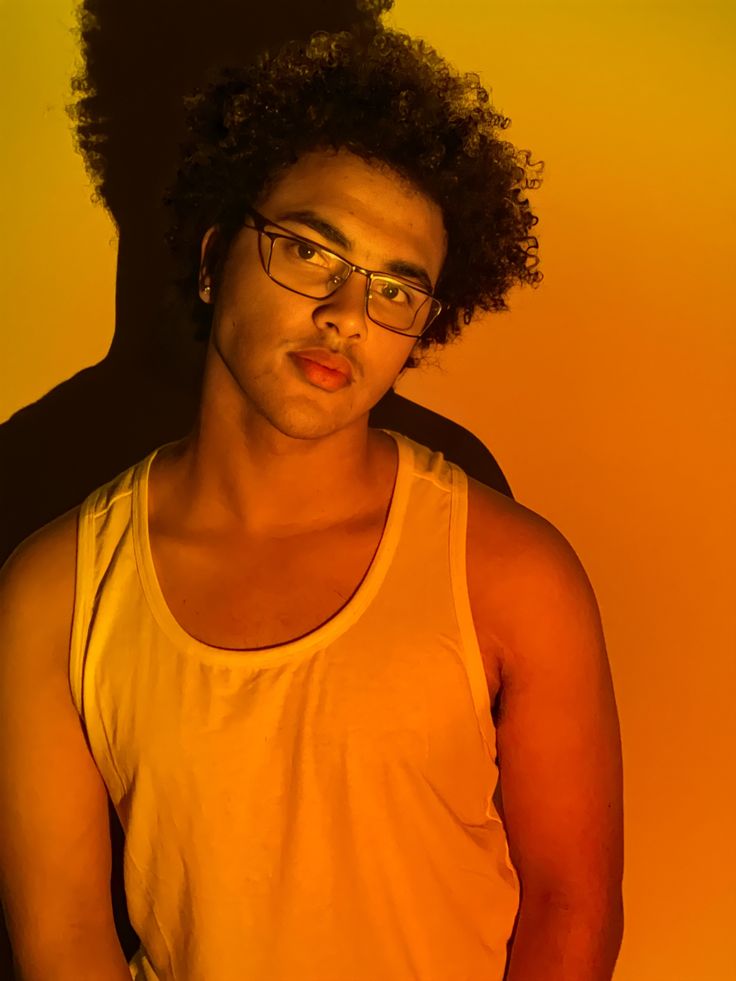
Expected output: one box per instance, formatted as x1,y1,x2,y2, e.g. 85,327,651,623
150,519,502,705
151,516,383,647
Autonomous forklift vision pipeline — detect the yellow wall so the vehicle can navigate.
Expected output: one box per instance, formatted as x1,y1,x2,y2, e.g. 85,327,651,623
387,4,736,979
1,0,116,414
1,1,734,978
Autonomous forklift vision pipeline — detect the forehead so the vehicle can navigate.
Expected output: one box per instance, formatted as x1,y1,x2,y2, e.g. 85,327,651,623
256,148,447,280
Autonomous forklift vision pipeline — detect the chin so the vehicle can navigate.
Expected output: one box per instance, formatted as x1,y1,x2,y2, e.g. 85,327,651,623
263,401,359,442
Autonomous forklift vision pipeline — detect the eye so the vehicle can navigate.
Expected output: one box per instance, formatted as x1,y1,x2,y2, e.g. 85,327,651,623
289,240,331,267
376,280,414,306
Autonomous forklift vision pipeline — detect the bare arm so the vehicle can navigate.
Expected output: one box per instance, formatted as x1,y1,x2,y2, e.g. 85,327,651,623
491,513,624,980
0,513,131,981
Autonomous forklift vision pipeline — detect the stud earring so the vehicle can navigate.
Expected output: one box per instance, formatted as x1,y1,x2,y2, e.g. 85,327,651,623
202,284,211,297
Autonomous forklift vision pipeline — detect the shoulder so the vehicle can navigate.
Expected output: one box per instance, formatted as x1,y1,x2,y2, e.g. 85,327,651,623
466,476,602,680
1,507,80,586
0,508,80,671
466,475,590,581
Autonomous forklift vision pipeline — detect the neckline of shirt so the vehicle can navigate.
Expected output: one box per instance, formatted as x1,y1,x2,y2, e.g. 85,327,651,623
131,428,411,664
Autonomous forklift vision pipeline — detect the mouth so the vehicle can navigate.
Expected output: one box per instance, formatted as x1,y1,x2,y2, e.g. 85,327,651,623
289,353,352,392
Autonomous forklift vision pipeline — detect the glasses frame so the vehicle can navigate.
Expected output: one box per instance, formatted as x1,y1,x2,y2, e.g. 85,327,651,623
242,208,443,338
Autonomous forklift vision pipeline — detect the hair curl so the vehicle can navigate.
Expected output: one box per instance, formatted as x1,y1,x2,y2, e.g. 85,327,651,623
166,10,543,368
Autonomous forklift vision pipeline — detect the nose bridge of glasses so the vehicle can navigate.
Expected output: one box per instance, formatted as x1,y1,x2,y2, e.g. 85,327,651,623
321,254,366,295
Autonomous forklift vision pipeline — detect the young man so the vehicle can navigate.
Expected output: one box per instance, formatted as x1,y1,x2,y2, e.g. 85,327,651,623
0,16,623,981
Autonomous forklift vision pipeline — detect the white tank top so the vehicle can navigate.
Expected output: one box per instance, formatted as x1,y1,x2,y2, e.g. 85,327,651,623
69,429,519,980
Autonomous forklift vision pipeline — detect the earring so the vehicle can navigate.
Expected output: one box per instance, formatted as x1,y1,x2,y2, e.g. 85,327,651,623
202,284,211,298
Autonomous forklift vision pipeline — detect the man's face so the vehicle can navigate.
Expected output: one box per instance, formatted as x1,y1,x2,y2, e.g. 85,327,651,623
200,148,447,442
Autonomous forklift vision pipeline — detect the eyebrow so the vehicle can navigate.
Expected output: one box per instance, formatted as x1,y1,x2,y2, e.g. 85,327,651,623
274,208,435,294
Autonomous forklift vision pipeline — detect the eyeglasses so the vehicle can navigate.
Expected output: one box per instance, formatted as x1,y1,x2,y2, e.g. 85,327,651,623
241,208,443,338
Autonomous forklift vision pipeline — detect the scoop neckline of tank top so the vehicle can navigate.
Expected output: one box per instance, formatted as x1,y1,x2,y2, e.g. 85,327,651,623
131,428,411,663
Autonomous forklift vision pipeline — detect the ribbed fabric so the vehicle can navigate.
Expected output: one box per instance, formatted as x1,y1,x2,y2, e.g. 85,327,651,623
69,429,519,981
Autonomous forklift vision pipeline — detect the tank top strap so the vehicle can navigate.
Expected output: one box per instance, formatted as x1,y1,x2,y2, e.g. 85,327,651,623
447,460,497,762
68,453,157,721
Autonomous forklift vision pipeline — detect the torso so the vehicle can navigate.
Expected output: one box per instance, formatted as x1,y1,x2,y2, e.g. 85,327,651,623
151,510,392,651
147,432,395,650
147,434,513,705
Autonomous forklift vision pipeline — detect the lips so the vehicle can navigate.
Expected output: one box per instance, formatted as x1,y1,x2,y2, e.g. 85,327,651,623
291,347,354,382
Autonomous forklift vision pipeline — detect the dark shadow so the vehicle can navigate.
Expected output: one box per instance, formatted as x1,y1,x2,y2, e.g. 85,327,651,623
0,0,512,972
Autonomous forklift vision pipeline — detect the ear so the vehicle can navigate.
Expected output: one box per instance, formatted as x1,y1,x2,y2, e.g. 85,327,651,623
198,225,220,303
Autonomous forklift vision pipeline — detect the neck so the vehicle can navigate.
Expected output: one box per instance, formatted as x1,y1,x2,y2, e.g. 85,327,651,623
153,365,395,542
210,432,387,528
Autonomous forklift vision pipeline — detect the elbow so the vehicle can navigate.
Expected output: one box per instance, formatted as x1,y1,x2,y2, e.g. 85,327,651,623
521,882,625,961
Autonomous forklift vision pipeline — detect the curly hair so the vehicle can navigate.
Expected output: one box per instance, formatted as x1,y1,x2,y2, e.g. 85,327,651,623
166,6,543,368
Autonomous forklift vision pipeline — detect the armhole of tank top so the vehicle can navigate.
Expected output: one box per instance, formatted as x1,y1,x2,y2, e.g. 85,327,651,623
448,462,497,760
68,491,96,728
70,489,130,805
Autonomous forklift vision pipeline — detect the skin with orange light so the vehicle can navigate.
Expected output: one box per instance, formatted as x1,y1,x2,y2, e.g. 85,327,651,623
166,148,446,539
142,148,448,654
0,146,622,981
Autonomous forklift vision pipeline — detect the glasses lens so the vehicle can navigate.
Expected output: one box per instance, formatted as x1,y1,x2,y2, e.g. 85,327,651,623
368,275,436,334
268,235,349,296
262,231,440,337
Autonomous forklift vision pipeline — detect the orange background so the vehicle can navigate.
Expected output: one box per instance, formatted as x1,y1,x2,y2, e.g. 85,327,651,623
1,1,735,978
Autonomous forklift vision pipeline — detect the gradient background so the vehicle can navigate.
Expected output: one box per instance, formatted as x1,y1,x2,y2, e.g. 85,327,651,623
1,1,735,978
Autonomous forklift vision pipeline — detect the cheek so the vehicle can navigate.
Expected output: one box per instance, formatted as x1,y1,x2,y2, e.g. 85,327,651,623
217,267,278,334
217,240,272,316
364,339,416,387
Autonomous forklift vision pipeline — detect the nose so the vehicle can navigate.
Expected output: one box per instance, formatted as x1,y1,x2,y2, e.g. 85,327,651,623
312,270,368,340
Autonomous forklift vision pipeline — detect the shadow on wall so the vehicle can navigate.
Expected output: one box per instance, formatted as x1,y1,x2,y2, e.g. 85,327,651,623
0,0,512,971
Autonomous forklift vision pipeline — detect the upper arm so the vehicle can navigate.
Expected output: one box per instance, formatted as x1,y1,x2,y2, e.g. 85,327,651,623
0,511,119,968
483,504,623,912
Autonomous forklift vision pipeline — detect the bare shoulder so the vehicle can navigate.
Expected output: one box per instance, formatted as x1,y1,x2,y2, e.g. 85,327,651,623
1,506,80,592
0,507,81,672
466,475,587,573
466,476,601,680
